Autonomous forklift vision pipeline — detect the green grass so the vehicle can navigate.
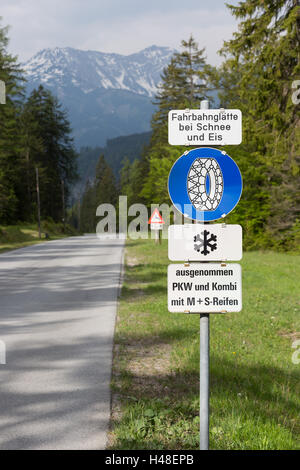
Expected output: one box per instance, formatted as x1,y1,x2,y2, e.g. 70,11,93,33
0,220,78,253
108,238,300,450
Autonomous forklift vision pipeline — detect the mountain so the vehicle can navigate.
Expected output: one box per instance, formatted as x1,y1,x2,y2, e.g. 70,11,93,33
23,46,175,147
23,46,174,97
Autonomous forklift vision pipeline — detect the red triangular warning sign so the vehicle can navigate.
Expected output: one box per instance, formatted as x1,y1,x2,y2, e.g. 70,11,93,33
148,208,165,224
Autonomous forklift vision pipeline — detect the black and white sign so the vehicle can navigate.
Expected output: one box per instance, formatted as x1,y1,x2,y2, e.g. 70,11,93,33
168,224,242,261
168,109,242,146
168,263,242,313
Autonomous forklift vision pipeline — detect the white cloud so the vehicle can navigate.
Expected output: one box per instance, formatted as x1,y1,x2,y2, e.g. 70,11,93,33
1,0,238,65
80,7,237,65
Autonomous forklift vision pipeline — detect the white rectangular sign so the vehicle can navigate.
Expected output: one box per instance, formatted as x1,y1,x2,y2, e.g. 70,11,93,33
168,109,242,146
0,80,5,105
151,223,162,230
168,224,242,261
168,263,242,313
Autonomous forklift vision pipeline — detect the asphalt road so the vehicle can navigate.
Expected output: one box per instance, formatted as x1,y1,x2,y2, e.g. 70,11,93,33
0,235,124,450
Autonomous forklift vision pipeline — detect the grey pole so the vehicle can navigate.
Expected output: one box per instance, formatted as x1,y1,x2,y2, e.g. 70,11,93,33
200,313,210,449
35,167,41,239
61,179,66,232
199,99,210,450
200,100,209,110
0,80,5,105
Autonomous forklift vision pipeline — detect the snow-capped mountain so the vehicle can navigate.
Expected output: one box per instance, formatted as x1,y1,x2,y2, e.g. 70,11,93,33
23,45,174,147
23,45,174,98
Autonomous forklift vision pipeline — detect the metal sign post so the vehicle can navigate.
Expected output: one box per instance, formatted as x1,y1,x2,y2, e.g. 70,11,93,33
35,167,41,239
199,99,210,450
0,80,5,105
200,311,209,450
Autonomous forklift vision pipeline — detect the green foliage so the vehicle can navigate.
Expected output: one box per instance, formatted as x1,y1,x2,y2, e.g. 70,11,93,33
120,158,141,207
22,85,78,221
0,19,78,225
109,239,300,450
76,131,151,197
150,36,210,151
217,0,300,250
140,145,183,204
135,36,212,209
0,220,77,253
79,154,117,232
0,19,25,223
120,9,300,252
2,9,299,250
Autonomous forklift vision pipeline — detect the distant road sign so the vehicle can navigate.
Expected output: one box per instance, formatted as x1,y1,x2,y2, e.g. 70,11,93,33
168,147,242,222
151,223,162,230
168,109,242,146
168,224,242,261
149,208,164,224
168,263,242,313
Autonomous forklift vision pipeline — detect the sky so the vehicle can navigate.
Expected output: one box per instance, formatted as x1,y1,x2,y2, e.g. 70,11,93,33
1,0,239,65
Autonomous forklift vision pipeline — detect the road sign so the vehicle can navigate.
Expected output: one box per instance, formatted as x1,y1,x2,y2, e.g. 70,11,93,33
149,208,164,228
168,147,242,222
168,263,242,313
168,109,242,146
168,224,242,261
151,223,162,230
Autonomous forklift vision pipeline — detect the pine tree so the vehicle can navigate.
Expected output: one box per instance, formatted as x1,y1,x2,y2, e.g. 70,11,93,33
23,85,78,222
120,158,141,206
80,180,95,232
19,98,44,221
151,36,209,145
94,154,117,208
140,36,210,205
0,20,24,223
80,155,117,232
220,0,300,248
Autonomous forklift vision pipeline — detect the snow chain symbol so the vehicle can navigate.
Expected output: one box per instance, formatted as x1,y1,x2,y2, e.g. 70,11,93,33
194,230,217,256
187,157,223,211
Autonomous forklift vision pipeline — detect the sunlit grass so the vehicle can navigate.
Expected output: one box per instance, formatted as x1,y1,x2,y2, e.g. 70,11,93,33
108,238,300,450
0,221,78,253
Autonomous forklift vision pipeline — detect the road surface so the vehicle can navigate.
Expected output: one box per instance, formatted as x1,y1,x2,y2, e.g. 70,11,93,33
0,235,124,450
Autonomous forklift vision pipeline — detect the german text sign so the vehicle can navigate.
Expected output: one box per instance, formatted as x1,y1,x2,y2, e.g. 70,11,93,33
168,109,242,146
168,224,242,261
168,263,242,313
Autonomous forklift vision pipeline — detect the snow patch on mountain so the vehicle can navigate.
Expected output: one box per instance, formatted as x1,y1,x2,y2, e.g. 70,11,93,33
23,45,175,97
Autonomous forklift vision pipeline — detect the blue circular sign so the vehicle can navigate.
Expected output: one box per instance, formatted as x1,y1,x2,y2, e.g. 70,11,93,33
168,147,242,222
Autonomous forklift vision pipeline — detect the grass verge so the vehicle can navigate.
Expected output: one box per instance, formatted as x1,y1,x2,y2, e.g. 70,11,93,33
108,238,300,450
0,220,78,253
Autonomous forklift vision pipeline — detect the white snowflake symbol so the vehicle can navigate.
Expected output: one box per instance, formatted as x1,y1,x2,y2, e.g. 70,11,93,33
194,230,217,256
